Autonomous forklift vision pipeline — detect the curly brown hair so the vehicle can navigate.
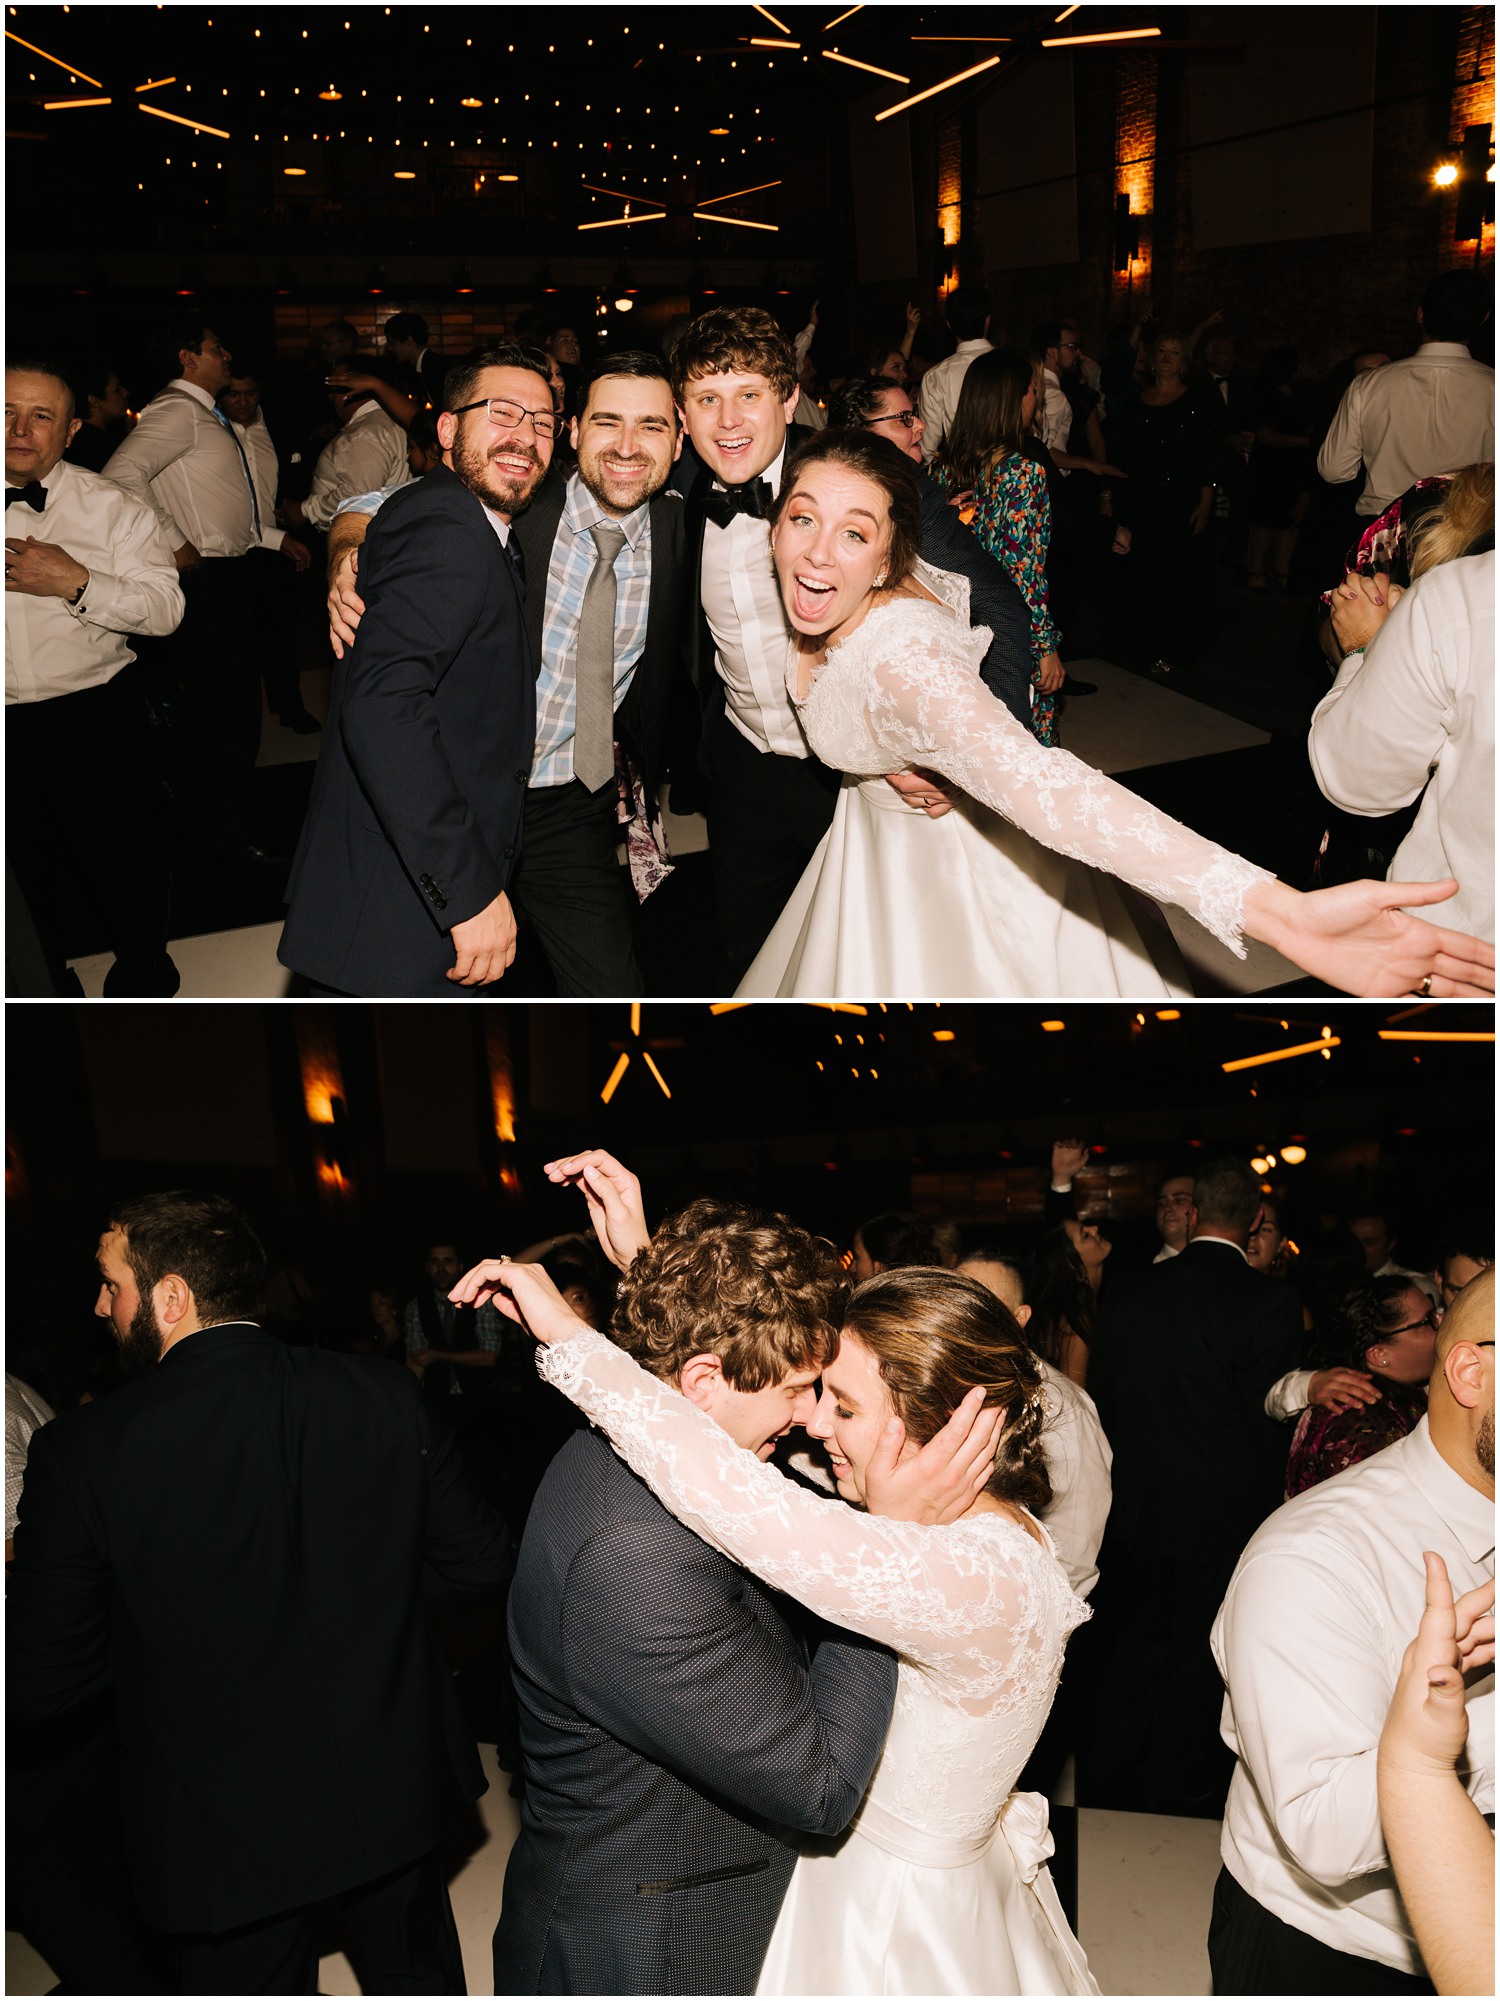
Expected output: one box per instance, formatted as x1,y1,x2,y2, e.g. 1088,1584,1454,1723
843,1266,1052,1514
611,1198,846,1390
669,305,797,402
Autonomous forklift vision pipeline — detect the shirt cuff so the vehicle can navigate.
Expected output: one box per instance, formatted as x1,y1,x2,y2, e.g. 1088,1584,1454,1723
260,525,287,552
1050,1179,1073,1193
1264,1367,1314,1421
64,567,107,622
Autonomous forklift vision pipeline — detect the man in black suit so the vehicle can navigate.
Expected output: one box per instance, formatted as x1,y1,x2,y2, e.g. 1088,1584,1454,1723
324,352,694,996
7,1191,513,1995
492,1192,913,1996
1081,1157,1305,1818
383,311,449,411
279,340,554,995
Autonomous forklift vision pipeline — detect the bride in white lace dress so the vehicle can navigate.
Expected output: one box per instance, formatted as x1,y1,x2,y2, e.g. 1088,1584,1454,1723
737,431,1494,1000
466,1243,1099,1998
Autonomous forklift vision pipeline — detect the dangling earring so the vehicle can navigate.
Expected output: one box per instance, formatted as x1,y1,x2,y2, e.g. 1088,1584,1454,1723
874,570,888,590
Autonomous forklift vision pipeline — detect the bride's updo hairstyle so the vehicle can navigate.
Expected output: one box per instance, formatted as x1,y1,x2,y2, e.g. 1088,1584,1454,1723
613,1198,847,1391
842,1267,1053,1514
771,429,924,593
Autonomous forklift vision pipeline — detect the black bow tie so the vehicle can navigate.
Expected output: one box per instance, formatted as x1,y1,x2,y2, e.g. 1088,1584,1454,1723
6,481,46,512
698,479,773,528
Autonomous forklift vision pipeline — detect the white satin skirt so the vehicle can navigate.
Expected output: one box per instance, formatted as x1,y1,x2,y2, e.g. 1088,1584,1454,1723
737,774,1190,999
756,1791,1098,1997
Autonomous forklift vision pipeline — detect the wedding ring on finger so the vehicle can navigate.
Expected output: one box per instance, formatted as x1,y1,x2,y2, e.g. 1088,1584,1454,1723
1418,973,1434,998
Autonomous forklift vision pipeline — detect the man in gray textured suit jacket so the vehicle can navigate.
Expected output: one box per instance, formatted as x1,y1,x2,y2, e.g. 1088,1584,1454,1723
492,1191,979,1997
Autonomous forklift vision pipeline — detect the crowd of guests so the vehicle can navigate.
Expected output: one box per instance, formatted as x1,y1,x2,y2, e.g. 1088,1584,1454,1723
6,273,1492,997
4,1147,1492,1994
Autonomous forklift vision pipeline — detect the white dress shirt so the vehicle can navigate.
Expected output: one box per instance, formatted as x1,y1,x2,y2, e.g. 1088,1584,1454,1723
917,338,993,462
5,1374,55,1542
1309,551,1494,943
1316,342,1495,516
1036,1359,1112,1599
700,441,808,758
302,400,412,531
1212,1416,1494,1974
5,460,184,705
229,408,286,553
1151,1240,1182,1264
103,377,257,558
1039,367,1073,469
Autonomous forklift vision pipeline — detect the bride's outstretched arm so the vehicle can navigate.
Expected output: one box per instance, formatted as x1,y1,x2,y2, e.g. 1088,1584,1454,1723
864,640,1494,998
450,1262,1053,1701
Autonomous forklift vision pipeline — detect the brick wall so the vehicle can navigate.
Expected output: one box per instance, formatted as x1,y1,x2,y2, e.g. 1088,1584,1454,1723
964,9,1493,373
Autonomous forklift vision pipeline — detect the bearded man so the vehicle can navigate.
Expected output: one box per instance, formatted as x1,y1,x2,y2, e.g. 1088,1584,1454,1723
280,341,555,995
7,1191,512,1994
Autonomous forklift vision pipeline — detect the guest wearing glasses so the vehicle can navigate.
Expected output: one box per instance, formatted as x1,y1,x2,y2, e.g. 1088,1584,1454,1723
826,372,1032,726
1284,1277,1440,1497
279,342,554,995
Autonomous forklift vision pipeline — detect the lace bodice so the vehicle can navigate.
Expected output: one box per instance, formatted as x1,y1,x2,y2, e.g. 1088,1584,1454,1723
538,1330,1086,1727
790,575,1272,954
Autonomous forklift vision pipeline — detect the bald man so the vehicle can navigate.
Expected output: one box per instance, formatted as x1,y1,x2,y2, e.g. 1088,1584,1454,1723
1209,1269,1494,1994
957,1251,1111,1599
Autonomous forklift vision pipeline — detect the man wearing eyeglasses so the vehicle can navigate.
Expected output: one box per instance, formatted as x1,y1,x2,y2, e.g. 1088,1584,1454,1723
280,341,554,995
826,374,1032,729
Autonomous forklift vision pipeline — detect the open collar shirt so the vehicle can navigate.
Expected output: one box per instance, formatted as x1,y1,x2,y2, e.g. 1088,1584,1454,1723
5,459,184,703
1316,342,1495,516
1212,1415,1494,1974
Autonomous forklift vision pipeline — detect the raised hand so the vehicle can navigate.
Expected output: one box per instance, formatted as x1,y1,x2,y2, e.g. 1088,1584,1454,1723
1051,1139,1089,1184
863,1385,1002,1525
543,1149,651,1269
1380,1554,1495,1780
449,1257,587,1343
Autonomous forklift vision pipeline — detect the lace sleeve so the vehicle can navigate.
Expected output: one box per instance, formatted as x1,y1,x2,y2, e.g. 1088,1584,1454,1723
538,1329,1063,1711
862,610,1271,954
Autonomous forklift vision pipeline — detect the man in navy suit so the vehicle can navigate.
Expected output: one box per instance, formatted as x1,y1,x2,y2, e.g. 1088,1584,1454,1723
279,341,555,995
490,1172,990,1996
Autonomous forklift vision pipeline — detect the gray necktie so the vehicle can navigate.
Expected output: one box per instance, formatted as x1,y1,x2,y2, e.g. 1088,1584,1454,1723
574,520,625,793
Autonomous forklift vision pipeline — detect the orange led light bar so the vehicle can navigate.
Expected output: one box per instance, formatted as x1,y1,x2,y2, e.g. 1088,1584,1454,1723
1221,1037,1342,1073
5,29,102,87
140,103,232,138
1377,1030,1495,1044
576,211,668,230
693,210,778,230
824,49,910,82
876,56,1001,121
1041,25,1162,46
696,178,782,205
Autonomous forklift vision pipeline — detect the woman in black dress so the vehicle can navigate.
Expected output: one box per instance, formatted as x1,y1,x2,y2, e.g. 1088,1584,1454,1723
1108,331,1215,674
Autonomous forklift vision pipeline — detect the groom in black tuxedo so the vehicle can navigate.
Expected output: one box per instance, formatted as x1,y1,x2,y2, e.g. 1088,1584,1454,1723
493,1200,899,1996
7,1191,513,1995
280,340,554,996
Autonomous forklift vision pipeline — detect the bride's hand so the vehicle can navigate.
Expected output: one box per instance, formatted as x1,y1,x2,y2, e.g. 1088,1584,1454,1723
863,1385,1003,1525
448,1258,587,1344
543,1149,651,1269
1244,878,1496,998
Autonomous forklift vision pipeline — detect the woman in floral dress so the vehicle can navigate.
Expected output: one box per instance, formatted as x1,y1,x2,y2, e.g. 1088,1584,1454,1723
933,348,1062,745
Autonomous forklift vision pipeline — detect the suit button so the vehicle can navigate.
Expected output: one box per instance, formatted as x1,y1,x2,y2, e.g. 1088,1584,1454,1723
514,768,529,784
504,844,516,860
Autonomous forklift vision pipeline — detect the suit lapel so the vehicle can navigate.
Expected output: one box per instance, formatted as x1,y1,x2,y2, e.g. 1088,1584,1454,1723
514,465,568,669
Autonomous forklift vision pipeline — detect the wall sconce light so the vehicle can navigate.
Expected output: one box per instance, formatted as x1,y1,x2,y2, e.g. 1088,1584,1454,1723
1113,192,1140,271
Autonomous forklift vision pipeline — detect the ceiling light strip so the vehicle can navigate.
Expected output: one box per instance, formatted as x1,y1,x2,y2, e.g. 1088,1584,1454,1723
580,180,667,206
692,210,778,230
751,2,793,32
43,95,111,108
1054,4,1081,19
1376,1030,1495,1044
824,4,865,26
1221,1037,1342,1073
1040,26,1162,46
695,177,783,206
139,102,232,138
823,49,910,82
576,212,669,230
875,55,1002,121
4,30,103,88
133,76,177,92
